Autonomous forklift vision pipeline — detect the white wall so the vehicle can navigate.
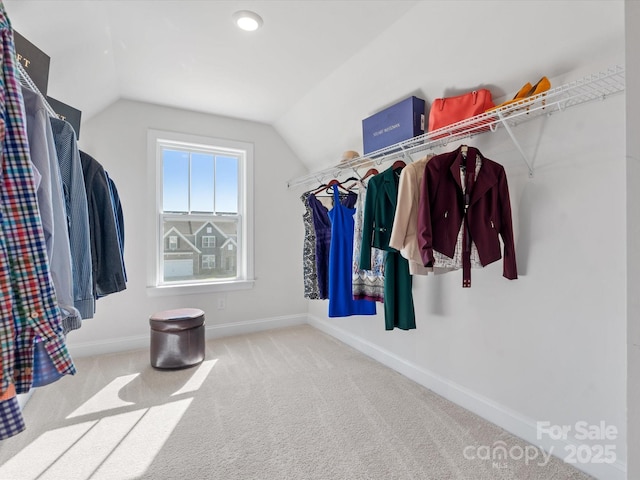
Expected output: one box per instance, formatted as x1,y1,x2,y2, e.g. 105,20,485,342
626,1,640,479
308,90,627,479
67,99,309,355
277,1,624,171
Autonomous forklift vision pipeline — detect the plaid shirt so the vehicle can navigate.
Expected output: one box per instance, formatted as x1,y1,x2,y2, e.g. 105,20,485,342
0,5,75,406
0,384,24,440
0,121,23,439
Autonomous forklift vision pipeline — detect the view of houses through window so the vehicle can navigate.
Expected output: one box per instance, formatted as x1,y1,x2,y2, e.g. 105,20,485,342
160,145,241,284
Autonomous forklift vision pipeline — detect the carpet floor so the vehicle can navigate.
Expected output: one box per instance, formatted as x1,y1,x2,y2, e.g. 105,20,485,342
0,325,593,480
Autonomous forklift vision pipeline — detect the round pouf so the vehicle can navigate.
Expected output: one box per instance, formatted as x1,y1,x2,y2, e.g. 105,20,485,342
149,308,205,369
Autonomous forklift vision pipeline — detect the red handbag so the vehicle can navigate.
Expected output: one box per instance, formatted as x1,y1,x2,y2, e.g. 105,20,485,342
428,89,494,133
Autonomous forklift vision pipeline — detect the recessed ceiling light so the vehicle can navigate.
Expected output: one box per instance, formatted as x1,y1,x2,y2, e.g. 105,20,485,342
232,10,263,32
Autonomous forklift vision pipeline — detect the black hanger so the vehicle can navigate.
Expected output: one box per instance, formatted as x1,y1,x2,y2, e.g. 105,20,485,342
312,177,357,195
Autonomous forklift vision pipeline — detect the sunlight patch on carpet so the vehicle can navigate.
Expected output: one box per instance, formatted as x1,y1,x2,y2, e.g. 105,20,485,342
67,373,140,419
91,398,193,480
171,358,218,396
0,420,97,479
0,398,193,480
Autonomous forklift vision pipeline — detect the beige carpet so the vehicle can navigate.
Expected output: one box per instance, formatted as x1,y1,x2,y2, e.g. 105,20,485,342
0,325,592,480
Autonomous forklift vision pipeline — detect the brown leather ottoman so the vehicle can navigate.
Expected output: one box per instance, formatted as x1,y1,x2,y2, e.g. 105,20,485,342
149,308,205,369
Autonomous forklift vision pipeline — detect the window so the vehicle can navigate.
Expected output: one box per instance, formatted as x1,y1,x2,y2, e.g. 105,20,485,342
202,236,216,248
148,130,254,294
169,235,178,251
202,255,216,269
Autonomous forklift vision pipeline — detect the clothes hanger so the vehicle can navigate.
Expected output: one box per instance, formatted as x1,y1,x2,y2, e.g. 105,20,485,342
17,62,58,118
361,168,379,180
312,177,356,195
390,160,406,171
310,182,328,195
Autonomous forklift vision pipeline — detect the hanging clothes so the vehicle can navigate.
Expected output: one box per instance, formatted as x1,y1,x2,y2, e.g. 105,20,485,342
0,4,75,439
105,170,127,283
50,118,94,318
352,178,385,302
360,166,415,330
417,145,518,287
431,152,483,271
300,191,321,299
0,116,23,440
307,190,355,300
327,185,376,317
23,87,79,388
389,154,439,275
79,151,127,299
22,86,81,333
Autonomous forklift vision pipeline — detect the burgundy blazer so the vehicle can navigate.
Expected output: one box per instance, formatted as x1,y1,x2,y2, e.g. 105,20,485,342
417,146,517,280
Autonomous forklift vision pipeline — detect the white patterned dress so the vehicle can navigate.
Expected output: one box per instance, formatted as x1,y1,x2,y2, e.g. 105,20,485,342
352,179,385,302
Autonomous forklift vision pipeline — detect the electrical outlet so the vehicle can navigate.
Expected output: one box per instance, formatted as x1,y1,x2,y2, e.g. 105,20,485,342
217,297,226,310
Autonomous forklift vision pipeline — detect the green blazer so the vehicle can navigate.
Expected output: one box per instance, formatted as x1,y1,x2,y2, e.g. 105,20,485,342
359,166,401,270
359,165,415,330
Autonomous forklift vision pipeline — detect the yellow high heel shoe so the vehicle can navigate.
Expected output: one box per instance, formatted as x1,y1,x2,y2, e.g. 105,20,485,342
523,76,551,113
526,76,551,98
486,76,551,113
486,81,532,112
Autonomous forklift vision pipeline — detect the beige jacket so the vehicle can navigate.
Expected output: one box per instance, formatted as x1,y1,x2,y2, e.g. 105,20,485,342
389,155,434,275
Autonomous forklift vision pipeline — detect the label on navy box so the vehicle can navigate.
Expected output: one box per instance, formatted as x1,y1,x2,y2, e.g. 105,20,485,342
373,123,401,137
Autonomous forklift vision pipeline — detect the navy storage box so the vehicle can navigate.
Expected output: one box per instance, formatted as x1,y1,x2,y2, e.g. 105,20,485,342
362,96,426,155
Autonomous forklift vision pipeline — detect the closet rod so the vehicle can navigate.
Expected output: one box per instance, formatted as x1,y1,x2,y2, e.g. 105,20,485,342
287,65,625,189
16,61,58,118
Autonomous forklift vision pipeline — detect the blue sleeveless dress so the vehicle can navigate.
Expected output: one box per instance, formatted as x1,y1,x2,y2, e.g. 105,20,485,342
327,185,376,317
308,191,353,299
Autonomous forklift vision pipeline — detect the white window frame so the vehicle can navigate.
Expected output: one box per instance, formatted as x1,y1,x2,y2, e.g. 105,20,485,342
147,129,254,295
202,236,216,248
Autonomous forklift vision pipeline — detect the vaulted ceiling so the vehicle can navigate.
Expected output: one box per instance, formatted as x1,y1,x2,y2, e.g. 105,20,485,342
3,1,625,171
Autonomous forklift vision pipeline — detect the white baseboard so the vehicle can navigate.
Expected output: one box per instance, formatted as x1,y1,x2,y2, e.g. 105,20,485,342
204,314,307,339
307,314,626,480
67,313,307,358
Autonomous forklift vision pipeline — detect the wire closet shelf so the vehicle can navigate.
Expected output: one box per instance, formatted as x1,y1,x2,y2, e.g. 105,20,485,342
287,65,625,189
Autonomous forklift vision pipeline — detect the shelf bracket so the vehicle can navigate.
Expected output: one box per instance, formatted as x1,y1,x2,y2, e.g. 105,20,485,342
496,111,534,177
399,145,414,164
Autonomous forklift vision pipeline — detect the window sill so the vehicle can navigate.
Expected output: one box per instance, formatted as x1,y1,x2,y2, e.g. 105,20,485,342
146,279,255,297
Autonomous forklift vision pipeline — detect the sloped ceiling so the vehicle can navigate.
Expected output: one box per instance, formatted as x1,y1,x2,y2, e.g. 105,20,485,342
3,0,625,173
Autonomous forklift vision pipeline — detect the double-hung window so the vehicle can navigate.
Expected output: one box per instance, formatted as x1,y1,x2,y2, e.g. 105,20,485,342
148,130,254,294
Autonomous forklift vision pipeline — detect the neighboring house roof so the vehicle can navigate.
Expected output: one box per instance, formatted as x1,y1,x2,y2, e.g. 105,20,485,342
164,220,199,236
165,219,234,237
221,237,238,250
164,226,201,254
193,219,234,238
214,220,238,236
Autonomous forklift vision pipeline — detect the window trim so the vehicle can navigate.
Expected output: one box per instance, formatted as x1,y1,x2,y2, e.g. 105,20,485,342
147,129,254,296
202,235,216,248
